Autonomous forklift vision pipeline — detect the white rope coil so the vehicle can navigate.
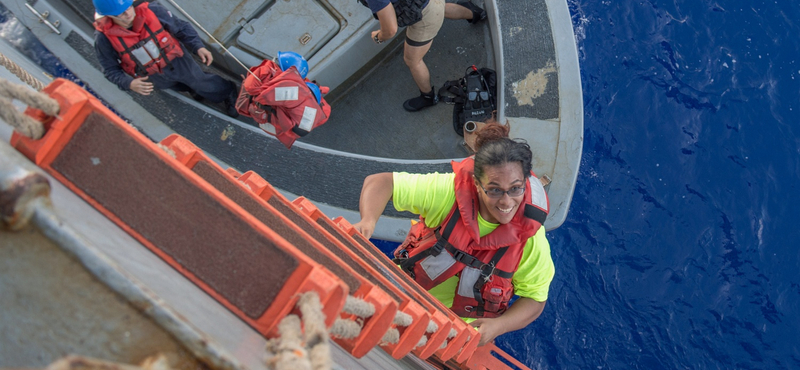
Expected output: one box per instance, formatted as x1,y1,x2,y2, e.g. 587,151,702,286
265,315,312,370
415,335,428,349
426,320,439,333
297,292,330,370
0,77,60,139
266,292,331,370
329,318,362,340
342,295,375,318
393,311,413,327
380,328,401,345
0,51,47,91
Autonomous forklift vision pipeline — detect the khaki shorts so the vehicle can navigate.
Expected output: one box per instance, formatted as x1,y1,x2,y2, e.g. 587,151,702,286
406,0,445,45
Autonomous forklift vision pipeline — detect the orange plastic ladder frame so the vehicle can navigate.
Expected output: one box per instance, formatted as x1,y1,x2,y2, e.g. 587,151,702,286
291,197,474,361
234,170,437,359
332,216,483,363
462,342,531,370
159,134,397,358
9,78,347,339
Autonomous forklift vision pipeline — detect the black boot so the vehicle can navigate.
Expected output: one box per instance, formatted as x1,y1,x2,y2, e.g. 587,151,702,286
458,1,487,24
223,84,240,118
403,87,438,112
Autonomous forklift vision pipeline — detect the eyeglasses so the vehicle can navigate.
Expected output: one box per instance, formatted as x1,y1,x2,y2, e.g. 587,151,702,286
478,182,525,198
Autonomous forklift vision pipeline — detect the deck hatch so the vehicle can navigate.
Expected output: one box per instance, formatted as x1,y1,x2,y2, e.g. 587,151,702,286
236,0,340,61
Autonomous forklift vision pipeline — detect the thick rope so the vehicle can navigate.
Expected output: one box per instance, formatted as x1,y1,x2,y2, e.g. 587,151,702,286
416,334,428,349
329,318,362,340
45,354,175,370
266,292,331,370
342,295,375,318
427,320,439,334
0,77,60,139
380,328,400,345
413,320,440,350
161,0,259,82
439,328,459,350
393,311,413,326
265,315,312,370
0,51,47,91
297,292,331,370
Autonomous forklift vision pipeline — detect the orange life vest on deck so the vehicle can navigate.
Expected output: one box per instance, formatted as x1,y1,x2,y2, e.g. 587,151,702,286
94,3,184,77
393,157,549,318
235,59,331,149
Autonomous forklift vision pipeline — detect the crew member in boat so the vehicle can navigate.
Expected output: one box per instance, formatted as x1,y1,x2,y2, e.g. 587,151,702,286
92,0,239,117
353,122,554,346
362,0,487,112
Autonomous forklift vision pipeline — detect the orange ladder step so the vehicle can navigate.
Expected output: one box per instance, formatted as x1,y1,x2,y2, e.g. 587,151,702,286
160,134,397,358
10,78,347,340
332,216,482,364
234,169,437,360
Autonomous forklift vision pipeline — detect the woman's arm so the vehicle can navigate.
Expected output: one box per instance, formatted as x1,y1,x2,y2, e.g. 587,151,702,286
371,3,399,42
469,297,546,346
353,172,394,239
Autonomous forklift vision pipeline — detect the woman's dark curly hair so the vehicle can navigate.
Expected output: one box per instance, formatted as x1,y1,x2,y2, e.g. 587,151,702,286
472,120,533,180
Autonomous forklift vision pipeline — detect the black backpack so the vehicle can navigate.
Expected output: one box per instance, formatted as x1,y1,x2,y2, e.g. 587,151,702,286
357,0,426,27
438,66,497,136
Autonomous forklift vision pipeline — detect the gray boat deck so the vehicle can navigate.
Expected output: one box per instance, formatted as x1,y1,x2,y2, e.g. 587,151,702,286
0,0,579,241
300,9,492,159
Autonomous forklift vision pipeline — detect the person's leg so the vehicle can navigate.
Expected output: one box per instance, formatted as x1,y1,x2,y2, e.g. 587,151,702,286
404,41,434,93
402,0,445,111
167,54,239,117
445,1,486,24
402,39,439,112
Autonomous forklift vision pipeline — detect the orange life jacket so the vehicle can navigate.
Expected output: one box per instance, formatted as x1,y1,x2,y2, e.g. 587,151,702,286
235,59,331,149
393,157,549,318
94,3,184,77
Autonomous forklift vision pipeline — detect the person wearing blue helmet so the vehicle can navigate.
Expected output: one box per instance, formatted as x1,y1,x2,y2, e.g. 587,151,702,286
361,0,486,112
277,51,309,79
92,0,239,117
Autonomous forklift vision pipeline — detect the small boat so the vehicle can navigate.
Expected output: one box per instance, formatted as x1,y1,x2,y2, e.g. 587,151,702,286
0,0,582,242
0,0,582,367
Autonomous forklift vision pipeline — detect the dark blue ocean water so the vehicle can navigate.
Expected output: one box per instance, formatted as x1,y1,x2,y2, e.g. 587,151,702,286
3,0,799,369
501,1,800,369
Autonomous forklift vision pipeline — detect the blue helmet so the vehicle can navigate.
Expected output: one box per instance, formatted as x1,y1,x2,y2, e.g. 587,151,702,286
277,51,309,79
94,0,132,16
305,82,322,104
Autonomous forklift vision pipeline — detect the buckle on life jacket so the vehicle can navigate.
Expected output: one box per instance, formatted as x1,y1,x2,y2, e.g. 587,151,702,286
479,262,496,282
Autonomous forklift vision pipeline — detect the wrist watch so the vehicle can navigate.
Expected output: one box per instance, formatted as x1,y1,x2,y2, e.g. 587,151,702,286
373,33,383,44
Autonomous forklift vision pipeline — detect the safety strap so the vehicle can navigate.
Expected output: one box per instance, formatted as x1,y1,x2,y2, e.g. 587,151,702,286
116,23,170,77
523,203,547,225
472,246,509,317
